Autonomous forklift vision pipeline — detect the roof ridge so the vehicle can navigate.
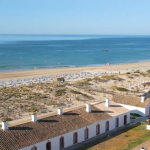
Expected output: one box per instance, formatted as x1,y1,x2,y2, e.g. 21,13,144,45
6,102,100,127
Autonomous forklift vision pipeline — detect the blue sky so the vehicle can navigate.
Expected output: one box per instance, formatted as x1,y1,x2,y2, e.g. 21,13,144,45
0,0,150,35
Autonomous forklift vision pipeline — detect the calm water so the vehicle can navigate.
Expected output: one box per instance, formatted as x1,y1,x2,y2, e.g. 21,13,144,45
0,34,150,72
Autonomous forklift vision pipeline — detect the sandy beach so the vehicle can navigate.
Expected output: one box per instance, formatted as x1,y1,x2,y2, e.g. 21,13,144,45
0,61,150,81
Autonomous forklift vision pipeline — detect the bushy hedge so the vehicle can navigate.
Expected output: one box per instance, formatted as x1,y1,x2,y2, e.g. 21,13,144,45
116,87,129,91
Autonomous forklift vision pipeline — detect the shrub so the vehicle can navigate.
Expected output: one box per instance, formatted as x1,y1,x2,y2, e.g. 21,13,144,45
76,96,80,101
40,94,47,98
101,75,123,81
70,90,90,99
116,87,129,91
3,117,12,121
132,73,139,77
93,77,104,82
126,72,131,74
82,93,90,98
71,90,82,94
147,70,150,74
30,106,36,112
51,101,56,105
139,72,147,77
127,75,134,79
74,81,84,86
134,70,140,73
26,95,31,100
84,78,92,83
55,89,66,96
75,78,91,86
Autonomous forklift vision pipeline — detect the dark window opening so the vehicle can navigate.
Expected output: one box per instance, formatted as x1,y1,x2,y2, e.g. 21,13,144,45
85,128,89,140
60,137,64,149
46,142,51,150
73,132,78,144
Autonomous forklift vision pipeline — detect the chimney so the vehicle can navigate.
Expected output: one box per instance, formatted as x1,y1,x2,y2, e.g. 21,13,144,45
86,104,91,113
105,98,110,107
140,148,147,150
32,114,37,122
2,121,8,130
141,96,145,103
58,108,63,115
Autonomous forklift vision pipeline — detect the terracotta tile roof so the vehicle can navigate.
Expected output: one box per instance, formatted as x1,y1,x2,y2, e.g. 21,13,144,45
0,106,112,150
142,82,150,86
94,101,129,116
112,94,150,108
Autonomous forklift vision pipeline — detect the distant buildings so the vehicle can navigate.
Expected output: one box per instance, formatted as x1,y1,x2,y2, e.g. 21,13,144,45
0,99,130,150
54,77,65,83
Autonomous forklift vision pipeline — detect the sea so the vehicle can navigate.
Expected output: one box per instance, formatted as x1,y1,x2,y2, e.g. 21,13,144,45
0,34,150,73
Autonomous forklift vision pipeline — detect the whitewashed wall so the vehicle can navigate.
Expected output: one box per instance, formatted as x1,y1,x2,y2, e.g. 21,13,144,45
19,112,130,150
145,102,150,116
118,103,146,116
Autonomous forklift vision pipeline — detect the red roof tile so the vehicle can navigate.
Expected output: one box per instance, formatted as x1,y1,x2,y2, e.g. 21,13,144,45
0,106,111,150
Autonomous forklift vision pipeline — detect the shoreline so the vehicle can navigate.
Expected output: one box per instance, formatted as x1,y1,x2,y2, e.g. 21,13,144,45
0,61,150,81
1,59,149,74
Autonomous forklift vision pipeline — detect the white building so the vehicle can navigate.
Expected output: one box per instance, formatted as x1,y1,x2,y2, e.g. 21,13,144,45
0,99,130,150
112,94,150,116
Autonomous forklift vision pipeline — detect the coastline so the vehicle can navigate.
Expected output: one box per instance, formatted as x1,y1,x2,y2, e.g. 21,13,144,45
1,61,150,82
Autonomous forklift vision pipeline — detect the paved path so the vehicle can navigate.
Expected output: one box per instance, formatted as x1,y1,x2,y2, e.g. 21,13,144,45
131,139,150,150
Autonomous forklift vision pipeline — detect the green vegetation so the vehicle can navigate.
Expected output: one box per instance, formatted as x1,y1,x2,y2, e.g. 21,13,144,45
126,72,131,74
131,70,148,77
130,113,142,117
132,73,140,76
93,77,105,82
111,86,129,92
101,75,123,81
127,75,134,79
76,123,150,150
139,72,148,77
55,89,66,96
3,117,12,121
147,70,150,74
134,70,140,73
116,87,129,91
123,123,150,150
30,106,36,112
93,75,123,83
71,90,90,99
70,90,82,94
51,101,56,105
75,78,92,86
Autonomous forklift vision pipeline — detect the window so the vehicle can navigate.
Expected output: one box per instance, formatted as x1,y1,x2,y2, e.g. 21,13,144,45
60,136,64,149
96,124,100,135
106,121,109,132
73,132,78,144
124,115,127,125
84,128,89,140
46,142,51,150
31,146,37,150
116,118,119,128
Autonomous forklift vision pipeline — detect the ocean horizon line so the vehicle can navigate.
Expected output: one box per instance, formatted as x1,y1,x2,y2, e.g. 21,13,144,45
0,34,150,36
